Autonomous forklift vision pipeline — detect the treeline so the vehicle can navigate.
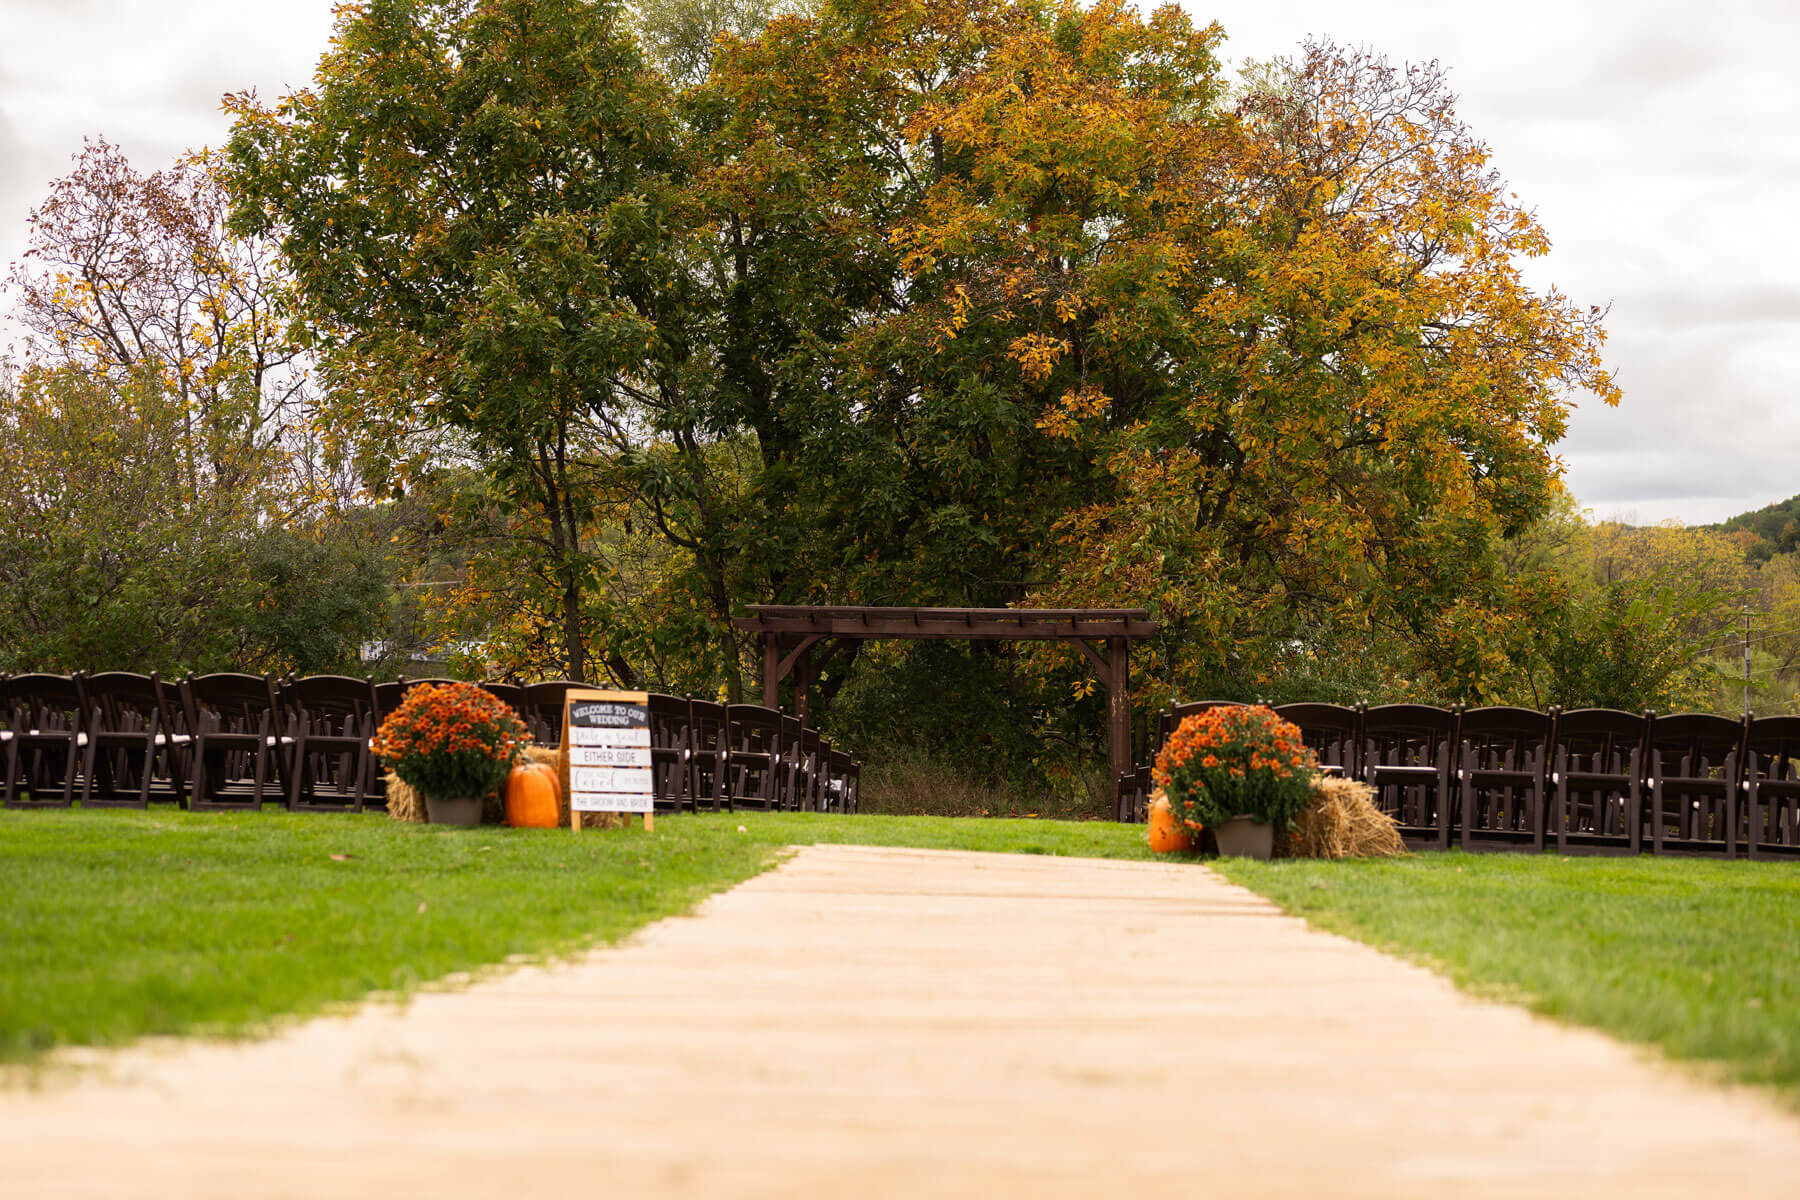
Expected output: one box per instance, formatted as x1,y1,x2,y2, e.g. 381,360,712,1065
2,0,1763,800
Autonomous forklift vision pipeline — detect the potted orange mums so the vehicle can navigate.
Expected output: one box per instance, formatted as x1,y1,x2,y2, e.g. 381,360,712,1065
371,682,529,826
1154,706,1317,860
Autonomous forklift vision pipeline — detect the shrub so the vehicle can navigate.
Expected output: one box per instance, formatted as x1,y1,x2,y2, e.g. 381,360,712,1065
1153,705,1317,829
371,682,528,800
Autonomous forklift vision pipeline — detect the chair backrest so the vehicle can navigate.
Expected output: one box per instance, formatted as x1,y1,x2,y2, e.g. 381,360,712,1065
479,682,528,717
372,679,405,720
1647,712,1747,780
1457,706,1553,767
1551,708,1649,774
521,680,583,745
727,704,782,754
81,671,172,734
285,675,380,732
5,673,89,731
647,693,693,753
1363,703,1456,736
1156,700,1247,755
1272,702,1362,771
1745,715,1800,781
183,673,281,733
689,699,728,757
1362,704,1457,766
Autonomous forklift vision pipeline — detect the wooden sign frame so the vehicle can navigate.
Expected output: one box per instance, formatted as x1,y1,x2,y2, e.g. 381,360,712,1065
560,689,654,833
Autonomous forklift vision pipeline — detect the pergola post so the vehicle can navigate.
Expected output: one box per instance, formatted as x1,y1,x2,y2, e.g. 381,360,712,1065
1108,636,1131,821
761,632,779,710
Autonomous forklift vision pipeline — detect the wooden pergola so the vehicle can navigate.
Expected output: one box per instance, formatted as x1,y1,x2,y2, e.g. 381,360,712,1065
731,605,1159,818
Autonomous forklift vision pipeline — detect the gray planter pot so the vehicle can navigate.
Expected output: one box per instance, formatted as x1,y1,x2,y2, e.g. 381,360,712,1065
423,793,483,827
1213,814,1274,860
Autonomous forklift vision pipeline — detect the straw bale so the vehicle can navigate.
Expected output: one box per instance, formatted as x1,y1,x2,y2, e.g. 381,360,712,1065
1281,775,1406,860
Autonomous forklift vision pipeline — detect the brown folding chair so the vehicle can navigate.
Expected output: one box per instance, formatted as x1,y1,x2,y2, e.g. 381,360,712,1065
2,673,88,808
182,673,288,811
1744,715,1800,860
1272,702,1362,778
1360,704,1458,849
727,704,782,809
648,693,695,813
1551,708,1650,855
283,675,380,813
803,728,828,812
1456,706,1553,852
1645,712,1747,858
827,748,860,813
521,680,582,746
688,699,730,811
81,671,187,808
773,715,802,811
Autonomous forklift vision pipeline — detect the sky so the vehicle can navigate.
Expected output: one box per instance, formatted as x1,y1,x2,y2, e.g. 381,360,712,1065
2,0,1795,525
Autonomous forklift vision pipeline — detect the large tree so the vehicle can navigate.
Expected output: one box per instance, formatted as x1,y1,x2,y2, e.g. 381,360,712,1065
690,1,1620,718
226,0,692,683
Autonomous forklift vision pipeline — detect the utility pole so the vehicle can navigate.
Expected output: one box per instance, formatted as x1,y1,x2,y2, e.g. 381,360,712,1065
1744,604,1752,714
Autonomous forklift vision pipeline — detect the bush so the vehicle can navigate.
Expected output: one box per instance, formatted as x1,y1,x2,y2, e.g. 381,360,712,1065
371,682,528,800
1154,705,1316,829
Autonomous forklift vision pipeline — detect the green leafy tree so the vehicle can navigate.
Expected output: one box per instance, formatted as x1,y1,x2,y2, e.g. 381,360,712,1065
225,0,691,684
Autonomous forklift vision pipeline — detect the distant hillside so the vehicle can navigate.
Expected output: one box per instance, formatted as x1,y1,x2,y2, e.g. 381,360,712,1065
1717,494,1800,559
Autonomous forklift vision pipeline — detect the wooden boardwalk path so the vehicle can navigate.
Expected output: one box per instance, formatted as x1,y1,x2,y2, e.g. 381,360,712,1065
5,843,1800,1197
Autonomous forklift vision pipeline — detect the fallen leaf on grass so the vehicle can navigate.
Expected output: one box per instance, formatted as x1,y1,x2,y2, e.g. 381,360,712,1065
330,854,352,862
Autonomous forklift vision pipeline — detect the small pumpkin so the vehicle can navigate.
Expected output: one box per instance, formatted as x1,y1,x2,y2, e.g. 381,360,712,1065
505,760,561,829
1147,790,1196,855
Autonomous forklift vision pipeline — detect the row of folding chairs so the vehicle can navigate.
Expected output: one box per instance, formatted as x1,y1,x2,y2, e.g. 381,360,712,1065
1,673,861,817
1122,701,1800,860
638,694,862,814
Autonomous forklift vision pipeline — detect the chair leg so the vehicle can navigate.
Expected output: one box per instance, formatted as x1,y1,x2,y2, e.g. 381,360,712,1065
80,735,102,806
286,734,309,811
1747,783,1763,861
1651,779,1664,856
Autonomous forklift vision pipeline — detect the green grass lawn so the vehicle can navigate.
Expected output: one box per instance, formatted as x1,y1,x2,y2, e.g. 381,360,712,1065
8,807,1800,1106
1213,852,1800,1100
0,807,1153,1064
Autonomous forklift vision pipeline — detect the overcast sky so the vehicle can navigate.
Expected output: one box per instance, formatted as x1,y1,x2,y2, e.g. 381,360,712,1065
3,0,1795,524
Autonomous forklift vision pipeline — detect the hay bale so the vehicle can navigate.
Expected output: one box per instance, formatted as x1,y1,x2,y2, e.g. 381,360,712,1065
384,770,425,823
1282,775,1406,860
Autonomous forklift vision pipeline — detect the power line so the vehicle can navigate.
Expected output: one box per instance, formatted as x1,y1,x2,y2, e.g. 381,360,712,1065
1691,619,1800,658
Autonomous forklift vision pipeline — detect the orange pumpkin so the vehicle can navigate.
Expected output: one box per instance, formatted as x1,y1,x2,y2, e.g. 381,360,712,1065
505,761,561,829
1147,792,1196,855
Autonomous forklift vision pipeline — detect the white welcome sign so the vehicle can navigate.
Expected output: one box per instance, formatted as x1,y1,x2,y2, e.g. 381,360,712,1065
560,689,654,831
